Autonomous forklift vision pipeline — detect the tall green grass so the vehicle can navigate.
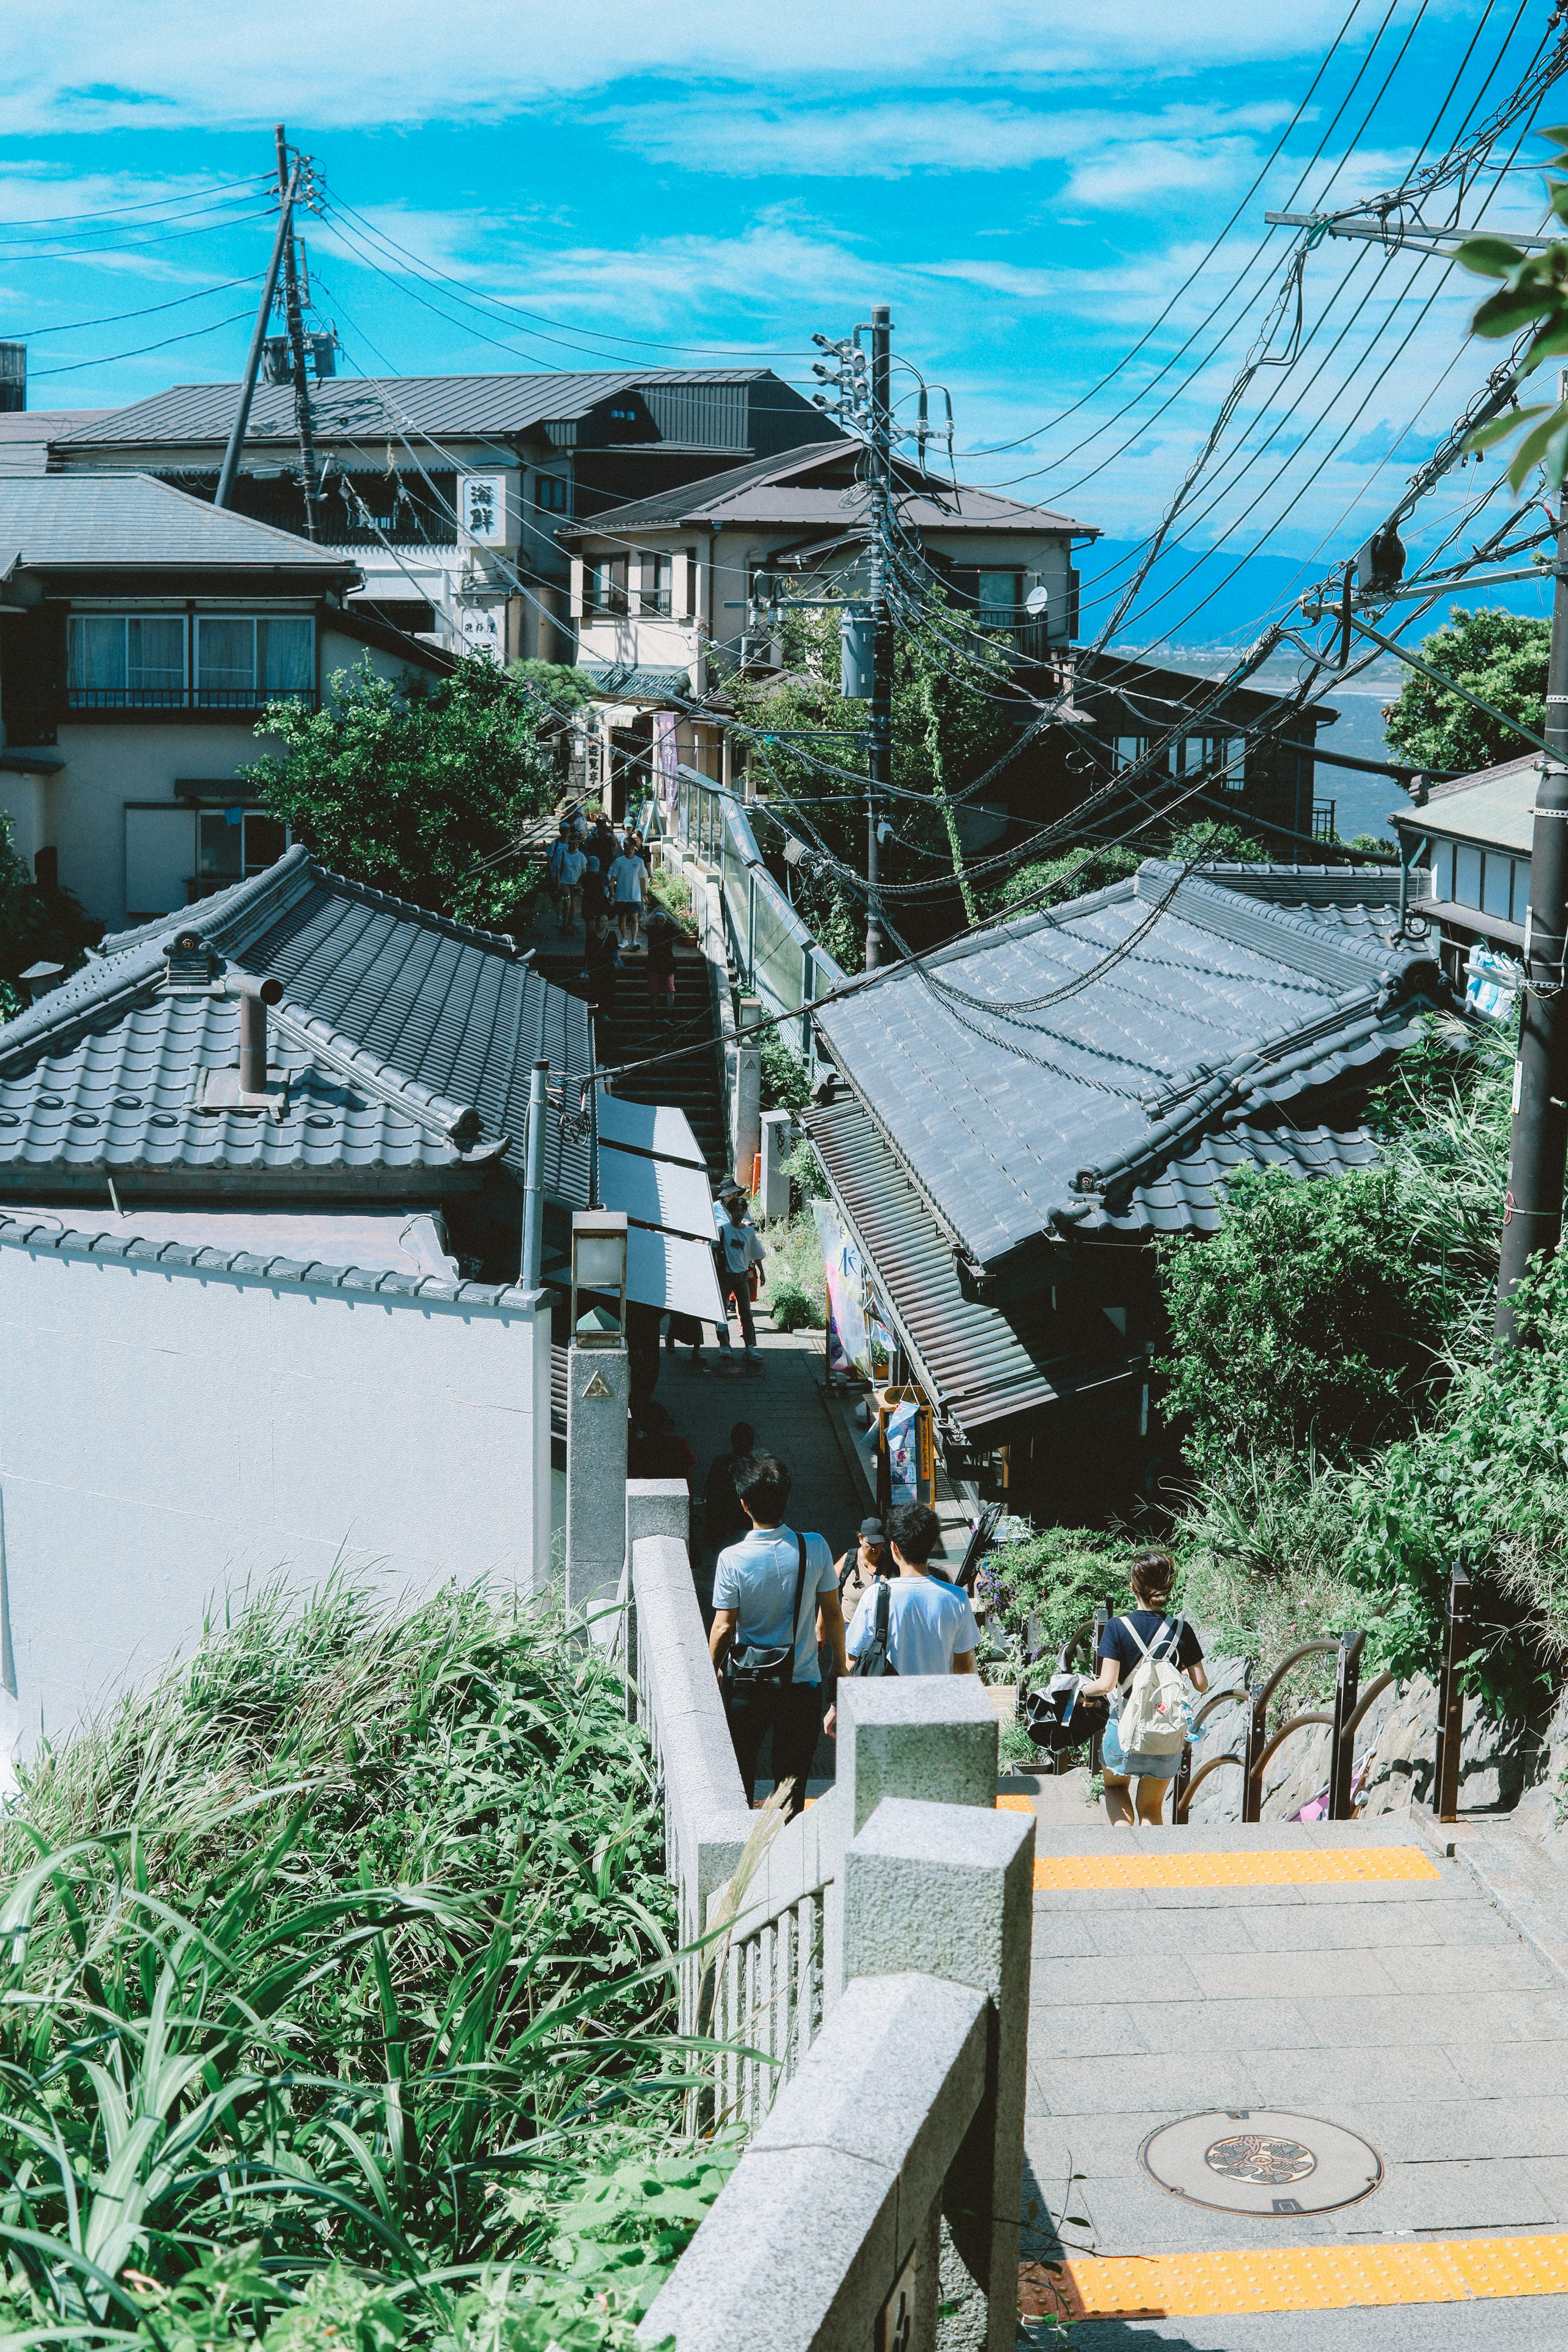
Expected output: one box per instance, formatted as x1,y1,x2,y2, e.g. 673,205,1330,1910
0,1576,731,2352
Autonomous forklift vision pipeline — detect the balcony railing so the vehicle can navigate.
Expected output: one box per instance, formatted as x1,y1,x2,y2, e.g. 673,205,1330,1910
65,686,318,713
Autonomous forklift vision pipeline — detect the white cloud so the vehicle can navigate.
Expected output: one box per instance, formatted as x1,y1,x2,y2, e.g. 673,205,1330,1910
598,96,1296,181
0,0,1432,136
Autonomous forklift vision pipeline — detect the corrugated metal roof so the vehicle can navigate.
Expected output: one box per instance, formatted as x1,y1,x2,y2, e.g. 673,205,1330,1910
1392,753,1537,855
0,473,352,571
813,862,1446,1272
568,444,1089,539
51,369,778,451
805,1094,1142,1437
0,847,593,1204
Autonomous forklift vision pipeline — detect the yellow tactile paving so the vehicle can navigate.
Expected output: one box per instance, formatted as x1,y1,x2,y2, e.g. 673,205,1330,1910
996,1795,1036,1813
1021,2235,1568,2320
1031,1844,1441,1893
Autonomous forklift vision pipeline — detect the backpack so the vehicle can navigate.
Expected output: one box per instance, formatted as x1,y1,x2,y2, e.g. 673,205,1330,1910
1114,1615,1189,1757
853,1577,897,1678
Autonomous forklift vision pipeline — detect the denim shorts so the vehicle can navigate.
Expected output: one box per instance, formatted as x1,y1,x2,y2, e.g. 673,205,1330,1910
1101,1709,1181,1781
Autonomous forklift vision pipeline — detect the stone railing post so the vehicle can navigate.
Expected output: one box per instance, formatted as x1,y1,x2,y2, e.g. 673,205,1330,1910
844,1797,1034,2352
621,1479,690,1716
565,1339,629,1638
826,1677,1000,2011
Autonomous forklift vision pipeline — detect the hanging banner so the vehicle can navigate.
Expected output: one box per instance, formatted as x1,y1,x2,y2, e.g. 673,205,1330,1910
653,710,679,813
886,1399,920,1505
813,1198,867,1378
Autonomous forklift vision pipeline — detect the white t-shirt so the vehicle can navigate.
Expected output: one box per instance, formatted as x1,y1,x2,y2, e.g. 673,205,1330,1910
608,854,645,904
559,849,586,886
714,1208,764,1273
847,1574,979,1677
713,1526,836,1686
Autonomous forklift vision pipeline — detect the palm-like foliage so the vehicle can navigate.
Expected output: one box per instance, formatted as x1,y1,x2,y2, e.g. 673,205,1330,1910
0,1579,723,2352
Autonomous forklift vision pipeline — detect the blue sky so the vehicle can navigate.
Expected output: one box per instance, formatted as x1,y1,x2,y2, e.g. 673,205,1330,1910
0,0,1560,650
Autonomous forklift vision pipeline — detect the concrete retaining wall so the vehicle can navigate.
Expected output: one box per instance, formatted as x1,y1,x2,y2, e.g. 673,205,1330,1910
0,1237,551,1757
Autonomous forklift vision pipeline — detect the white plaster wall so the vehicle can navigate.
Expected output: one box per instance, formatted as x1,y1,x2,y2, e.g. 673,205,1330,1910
0,1244,552,1753
45,720,275,929
0,772,50,875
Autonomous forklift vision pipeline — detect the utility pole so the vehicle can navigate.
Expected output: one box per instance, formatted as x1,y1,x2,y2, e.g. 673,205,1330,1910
214,140,300,511
274,123,321,542
865,303,893,971
1497,378,1568,1342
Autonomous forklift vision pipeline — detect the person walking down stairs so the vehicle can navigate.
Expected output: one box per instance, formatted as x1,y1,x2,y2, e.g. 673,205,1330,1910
712,1184,766,1364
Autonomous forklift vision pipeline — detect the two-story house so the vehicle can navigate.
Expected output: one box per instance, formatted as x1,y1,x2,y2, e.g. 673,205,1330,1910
561,443,1096,808
45,368,842,670
0,473,452,931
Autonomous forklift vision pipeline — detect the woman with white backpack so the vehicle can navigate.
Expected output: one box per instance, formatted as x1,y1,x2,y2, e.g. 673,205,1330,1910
1079,1548,1207,1827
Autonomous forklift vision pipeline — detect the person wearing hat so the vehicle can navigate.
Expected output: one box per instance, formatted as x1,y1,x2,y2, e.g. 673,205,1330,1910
712,1184,765,1363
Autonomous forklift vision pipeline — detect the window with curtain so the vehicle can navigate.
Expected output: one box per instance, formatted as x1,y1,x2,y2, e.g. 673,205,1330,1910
261,617,314,693
584,559,628,616
67,615,185,700
196,617,257,696
1512,855,1532,921
1428,839,1454,900
641,555,672,616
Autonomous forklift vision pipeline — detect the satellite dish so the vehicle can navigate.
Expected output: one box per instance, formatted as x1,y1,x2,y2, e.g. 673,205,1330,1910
1025,584,1049,616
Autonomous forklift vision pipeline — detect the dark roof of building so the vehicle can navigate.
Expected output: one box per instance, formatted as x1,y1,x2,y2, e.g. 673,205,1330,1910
49,369,785,452
1072,648,1340,731
812,862,1447,1276
0,1207,531,1307
0,848,592,1201
566,444,1091,540
0,473,355,573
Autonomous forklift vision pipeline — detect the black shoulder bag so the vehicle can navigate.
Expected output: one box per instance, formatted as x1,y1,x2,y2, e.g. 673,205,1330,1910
722,1535,810,1697
853,1576,897,1678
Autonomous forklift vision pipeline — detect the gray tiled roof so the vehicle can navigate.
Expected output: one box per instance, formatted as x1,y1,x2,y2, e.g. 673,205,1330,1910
568,444,1089,539
0,1209,530,1307
812,862,1446,1274
0,848,592,1202
0,473,354,572
51,369,776,451
580,659,692,699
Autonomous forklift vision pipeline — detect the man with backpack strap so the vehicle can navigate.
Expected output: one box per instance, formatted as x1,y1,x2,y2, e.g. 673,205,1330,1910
710,1454,846,1819
1078,1547,1208,1827
828,1502,979,1728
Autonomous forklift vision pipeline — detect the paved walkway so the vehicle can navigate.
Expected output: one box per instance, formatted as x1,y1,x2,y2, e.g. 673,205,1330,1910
1013,1803,1568,2346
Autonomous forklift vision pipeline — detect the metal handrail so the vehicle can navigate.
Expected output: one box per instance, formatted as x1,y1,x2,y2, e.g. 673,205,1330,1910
1253,1637,1341,1716
1252,1709,1336,1784
1342,1672,1396,1746
1175,1750,1245,1822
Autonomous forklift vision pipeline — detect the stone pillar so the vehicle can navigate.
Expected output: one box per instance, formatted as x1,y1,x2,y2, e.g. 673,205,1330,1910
565,1341,629,1637
844,1797,1034,2352
735,993,762,1192
622,1478,691,1717
758,1109,793,1225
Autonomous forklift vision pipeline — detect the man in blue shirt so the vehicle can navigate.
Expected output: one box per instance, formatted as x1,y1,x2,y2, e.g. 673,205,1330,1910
838,1502,979,1707
710,1454,846,1817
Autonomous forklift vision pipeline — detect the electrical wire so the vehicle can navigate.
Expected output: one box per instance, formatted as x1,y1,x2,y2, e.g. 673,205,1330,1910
7,274,263,341
28,305,261,379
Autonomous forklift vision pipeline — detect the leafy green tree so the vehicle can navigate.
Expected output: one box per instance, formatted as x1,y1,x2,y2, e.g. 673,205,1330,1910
987,821,1269,918
0,814,100,1022
1381,606,1549,775
243,654,559,929
1156,1165,1444,1470
721,597,1017,956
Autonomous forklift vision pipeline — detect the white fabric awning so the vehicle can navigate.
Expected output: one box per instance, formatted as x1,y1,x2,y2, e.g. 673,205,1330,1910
593,1095,722,1322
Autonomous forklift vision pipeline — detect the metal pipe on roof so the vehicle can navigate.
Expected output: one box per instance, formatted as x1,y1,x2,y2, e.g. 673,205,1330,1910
221,971,283,1092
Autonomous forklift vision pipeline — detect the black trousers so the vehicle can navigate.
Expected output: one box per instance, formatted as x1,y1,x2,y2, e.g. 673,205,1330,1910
724,1680,820,1819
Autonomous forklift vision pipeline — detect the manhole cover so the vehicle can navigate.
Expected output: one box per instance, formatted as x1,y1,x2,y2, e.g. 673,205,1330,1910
1140,2111,1382,2216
